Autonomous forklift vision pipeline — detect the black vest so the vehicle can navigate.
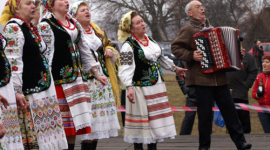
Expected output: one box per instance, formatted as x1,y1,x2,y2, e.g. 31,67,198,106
42,16,87,84
124,36,164,87
7,21,51,95
0,34,11,87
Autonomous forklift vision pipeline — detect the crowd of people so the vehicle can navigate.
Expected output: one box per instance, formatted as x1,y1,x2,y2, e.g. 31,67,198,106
0,0,267,150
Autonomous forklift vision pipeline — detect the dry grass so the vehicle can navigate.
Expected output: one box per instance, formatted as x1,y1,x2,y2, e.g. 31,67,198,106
117,75,264,135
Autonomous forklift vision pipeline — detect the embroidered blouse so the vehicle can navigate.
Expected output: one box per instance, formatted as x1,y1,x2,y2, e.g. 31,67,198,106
118,35,175,87
38,13,99,80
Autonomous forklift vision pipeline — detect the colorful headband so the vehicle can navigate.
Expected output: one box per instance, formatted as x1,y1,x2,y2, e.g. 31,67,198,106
69,1,88,18
0,0,21,26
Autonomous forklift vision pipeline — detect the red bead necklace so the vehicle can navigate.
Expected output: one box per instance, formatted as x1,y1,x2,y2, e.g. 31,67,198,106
14,16,41,42
132,34,149,46
58,15,76,30
84,24,92,34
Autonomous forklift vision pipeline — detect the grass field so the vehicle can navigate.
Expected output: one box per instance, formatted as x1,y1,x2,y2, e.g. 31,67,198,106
117,74,264,136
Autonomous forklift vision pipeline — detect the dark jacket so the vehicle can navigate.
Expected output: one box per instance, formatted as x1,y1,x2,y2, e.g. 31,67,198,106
253,44,264,57
171,17,228,87
175,60,196,101
227,52,257,101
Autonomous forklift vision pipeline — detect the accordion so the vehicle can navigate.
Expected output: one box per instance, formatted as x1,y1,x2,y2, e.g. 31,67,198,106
193,27,242,73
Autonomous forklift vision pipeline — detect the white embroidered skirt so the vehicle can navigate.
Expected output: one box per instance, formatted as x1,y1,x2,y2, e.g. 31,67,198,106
27,76,68,150
77,70,120,141
0,79,24,150
124,75,176,144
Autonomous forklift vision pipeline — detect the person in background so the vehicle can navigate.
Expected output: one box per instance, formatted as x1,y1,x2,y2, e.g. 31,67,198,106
253,40,264,72
171,1,251,150
31,0,40,27
227,36,257,134
175,60,197,135
252,55,270,133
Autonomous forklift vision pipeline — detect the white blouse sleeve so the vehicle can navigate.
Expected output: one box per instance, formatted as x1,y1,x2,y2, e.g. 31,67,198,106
38,21,55,71
77,23,99,73
3,23,24,94
159,52,175,71
118,43,135,87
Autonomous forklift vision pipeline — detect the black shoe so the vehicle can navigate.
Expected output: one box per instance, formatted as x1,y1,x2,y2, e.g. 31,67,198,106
81,143,91,150
91,141,98,150
134,143,143,150
199,148,210,150
147,143,157,150
238,143,252,150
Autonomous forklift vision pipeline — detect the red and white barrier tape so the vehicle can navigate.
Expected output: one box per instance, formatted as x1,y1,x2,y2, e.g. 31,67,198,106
117,103,270,113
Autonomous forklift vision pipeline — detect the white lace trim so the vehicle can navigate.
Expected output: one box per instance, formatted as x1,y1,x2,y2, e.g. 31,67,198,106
77,130,118,141
75,122,92,132
39,138,68,150
77,118,120,141
91,118,120,133
124,132,176,144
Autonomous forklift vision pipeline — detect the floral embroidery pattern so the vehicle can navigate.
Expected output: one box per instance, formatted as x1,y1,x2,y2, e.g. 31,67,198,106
18,102,39,149
5,37,19,47
10,58,18,71
3,25,20,34
60,66,73,78
0,35,11,87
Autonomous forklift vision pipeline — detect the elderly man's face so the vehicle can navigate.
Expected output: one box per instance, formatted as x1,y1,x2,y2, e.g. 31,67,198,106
188,1,205,21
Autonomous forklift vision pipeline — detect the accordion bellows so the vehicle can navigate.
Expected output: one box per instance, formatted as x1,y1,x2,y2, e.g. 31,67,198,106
193,27,242,73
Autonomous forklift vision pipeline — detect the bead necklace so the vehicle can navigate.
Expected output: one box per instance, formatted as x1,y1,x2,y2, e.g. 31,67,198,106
58,15,76,30
132,34,149,47
14,16,41,42
84,24,93,34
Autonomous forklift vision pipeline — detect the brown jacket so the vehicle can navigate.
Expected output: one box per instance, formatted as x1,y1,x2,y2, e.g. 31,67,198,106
171,17,228,86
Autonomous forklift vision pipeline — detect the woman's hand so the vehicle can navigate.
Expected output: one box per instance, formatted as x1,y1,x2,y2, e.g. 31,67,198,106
104,49,114,58
0,120,5,139
96,76,108,85
175,67,188,80
0,94,9,109
127,87,135,104
15,93,27,110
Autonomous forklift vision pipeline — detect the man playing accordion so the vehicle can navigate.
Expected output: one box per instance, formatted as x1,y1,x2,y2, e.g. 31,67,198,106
171,0,252,150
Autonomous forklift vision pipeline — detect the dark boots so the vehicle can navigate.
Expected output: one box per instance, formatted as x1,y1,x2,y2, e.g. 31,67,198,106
65,144,75,150
147,143,157,150
134,143,143,150
81,141,98,150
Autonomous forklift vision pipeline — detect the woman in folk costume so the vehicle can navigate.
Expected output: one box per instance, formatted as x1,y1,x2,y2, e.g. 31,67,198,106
69,1,121,149
0,0,68,149
38,0,107,149
118,11,187,150
0,33,24,150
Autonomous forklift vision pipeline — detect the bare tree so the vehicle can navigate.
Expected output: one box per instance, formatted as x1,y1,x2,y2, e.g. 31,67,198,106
86,0,183,41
